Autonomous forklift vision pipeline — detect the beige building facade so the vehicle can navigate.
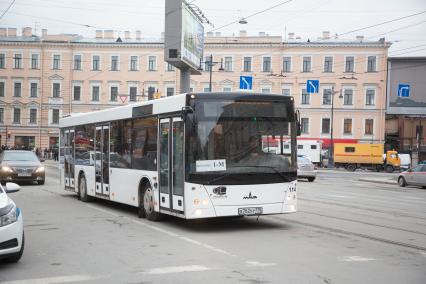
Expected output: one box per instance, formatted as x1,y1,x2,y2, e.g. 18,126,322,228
0,28,390,150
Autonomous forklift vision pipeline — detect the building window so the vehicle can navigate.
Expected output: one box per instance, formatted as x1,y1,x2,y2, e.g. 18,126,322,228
324,56,333,72
166,87,174,97
365,89,375,106
166,63,175,71
322,88,332,105
301,88,310,105
204,56,211,71
30,82,38,98
344,118,352,135
31,54,39,69
224,56,232,71
0,108,3,123
14,82,21,97
129,86,137,101
345,56,354,72
29,109,37,124
367,56,376,72
282,88,291,96
92,86,100,101
283,57,291,72
301,118,309,134
222,87,232,92
343,89,353,105
52,109,60,124
13,108,21,124
111,56,119,71
148,56,156,71
73,85,81,101
322,118,330,134
92,55,100,71
53,54,61,69
365,119,374,135
262,56,271,72
73,54,81,70
52,83,60,98
14,54,22,69
261,88,271,94
243,57,252,72
203,86,210,92
110,86,118,102
302,56,311,72
0,82,5,97
0,54,5,69
130,56,138,71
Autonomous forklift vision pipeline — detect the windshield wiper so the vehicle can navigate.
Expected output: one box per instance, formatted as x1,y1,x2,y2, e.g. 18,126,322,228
205,165,292,184
231,165,292,183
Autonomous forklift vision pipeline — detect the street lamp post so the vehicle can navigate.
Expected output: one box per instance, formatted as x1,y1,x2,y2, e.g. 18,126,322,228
198,54,224,92
328,86,342,168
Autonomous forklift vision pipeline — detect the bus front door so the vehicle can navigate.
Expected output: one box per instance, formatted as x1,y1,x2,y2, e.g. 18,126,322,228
64,129,75,189
159,117,184,214
95,125,110,197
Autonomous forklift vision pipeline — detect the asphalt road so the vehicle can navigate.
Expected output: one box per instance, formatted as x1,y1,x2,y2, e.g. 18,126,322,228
0,166,425,284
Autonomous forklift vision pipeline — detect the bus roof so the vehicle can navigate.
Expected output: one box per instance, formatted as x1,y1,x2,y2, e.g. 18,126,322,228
60,92,294,128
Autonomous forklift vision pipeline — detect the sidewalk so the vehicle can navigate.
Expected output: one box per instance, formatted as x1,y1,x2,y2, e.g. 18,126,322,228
43,159,59,169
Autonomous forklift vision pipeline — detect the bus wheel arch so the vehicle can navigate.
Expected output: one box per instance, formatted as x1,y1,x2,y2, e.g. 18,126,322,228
138,178,163,221
78,171,91,202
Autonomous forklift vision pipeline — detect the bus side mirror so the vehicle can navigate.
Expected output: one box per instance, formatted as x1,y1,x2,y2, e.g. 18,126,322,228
295,111,301,136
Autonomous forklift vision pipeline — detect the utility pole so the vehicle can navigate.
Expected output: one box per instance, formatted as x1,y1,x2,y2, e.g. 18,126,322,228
198,54,224,92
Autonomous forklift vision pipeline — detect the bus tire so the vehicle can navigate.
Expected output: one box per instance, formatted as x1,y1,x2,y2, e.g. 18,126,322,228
398,177,406,187
385,165,394,173
140,185,164,221
346,164,356,172
78,174,92,202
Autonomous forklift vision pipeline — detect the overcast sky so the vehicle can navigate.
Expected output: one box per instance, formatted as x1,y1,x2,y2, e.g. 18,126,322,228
1,0,426,56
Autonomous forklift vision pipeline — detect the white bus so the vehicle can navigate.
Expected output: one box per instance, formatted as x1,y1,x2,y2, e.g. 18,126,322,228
60,93,298,221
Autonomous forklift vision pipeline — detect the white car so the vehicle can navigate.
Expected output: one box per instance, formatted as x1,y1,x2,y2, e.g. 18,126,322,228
297,155,317,182
0,182,24,262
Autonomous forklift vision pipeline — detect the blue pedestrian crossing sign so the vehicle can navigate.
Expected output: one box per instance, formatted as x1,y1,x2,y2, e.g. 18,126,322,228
306,80,319,93
397,84,410,98
239,76,253,90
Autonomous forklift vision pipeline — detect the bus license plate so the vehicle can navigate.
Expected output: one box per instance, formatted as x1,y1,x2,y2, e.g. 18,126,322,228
238,207,263,216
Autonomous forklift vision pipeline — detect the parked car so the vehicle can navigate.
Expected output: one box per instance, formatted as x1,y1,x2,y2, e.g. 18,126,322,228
0,182,24,262
0,151,45,185
398,164,426,188
297,155,317,182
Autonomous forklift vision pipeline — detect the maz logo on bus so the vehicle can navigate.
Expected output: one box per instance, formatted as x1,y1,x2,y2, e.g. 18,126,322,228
243,192,257,199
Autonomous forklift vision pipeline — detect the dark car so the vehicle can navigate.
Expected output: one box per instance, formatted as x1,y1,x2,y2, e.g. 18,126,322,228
0,151,45,185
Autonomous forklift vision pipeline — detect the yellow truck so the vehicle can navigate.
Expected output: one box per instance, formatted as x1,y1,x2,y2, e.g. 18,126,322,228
334,143,400,172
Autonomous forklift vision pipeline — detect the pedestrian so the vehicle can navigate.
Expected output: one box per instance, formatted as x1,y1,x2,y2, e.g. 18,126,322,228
36,147,40,158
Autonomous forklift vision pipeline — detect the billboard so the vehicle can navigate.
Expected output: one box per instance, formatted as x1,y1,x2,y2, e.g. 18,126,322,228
164,0,204,74
387,58,426,115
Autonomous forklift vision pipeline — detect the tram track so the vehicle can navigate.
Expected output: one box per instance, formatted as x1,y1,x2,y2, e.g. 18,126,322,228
269,215,426,252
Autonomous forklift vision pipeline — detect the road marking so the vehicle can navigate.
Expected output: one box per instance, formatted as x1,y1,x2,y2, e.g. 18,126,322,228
245,261,276,267
1,275,99,284
340,256,376,262
87,204,236,257
405,196,424,201
325,194,354,199
140,265,210,275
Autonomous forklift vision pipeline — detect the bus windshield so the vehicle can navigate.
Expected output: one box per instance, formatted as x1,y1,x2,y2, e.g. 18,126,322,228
186,98,297,185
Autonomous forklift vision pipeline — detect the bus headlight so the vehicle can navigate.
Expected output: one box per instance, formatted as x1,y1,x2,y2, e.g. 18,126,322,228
194,209,202,216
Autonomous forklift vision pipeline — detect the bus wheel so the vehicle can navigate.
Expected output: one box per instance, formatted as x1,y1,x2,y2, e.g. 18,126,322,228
346,164,356,172
79,174,91,202
142,186,163,221
385,165,394,173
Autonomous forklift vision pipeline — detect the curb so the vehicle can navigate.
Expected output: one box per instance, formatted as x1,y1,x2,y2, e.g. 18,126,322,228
358,178,397,185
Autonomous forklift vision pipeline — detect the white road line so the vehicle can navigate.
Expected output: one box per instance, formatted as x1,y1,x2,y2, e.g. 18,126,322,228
245,261,276,267
405,196,424,201
140,265,210,275
325,194,354,199
86,204,236,257
1,275,99,284
340,256,376,262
